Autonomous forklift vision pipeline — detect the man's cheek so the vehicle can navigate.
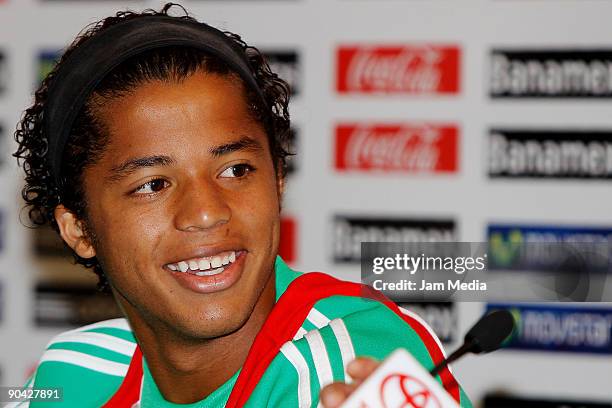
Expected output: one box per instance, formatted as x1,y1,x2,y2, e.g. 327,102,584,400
96,226,146,278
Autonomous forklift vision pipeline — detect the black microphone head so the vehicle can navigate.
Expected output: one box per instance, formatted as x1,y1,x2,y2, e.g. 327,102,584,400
464,309,515,354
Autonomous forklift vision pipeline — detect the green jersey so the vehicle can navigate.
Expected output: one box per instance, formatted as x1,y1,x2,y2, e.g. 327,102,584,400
11,257,472,407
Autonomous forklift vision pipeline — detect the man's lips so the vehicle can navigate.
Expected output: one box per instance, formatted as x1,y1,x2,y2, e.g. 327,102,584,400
166,250,246,294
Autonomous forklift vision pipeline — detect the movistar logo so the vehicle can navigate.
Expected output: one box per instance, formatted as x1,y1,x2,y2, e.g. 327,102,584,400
489,229,523,268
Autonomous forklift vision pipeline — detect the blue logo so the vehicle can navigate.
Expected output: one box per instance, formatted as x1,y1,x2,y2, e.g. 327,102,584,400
487,224,612,273
487,303,612,354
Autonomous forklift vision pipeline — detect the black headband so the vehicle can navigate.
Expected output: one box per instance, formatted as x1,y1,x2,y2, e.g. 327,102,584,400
45,15,267,187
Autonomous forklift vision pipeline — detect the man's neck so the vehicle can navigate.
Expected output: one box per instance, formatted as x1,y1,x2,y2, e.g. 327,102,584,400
122,273,276,404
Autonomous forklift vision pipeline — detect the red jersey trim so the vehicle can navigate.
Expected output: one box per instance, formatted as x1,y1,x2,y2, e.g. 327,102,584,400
103,346,143,407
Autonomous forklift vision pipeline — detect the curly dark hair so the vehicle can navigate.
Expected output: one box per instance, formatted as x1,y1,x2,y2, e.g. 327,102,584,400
14,3,292,291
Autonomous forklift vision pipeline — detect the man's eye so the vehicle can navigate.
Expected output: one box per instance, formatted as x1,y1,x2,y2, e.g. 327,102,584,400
134,179,169,194
219,164,254,178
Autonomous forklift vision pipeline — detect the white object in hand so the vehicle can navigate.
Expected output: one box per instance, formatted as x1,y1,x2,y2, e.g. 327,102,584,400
340,349,461,408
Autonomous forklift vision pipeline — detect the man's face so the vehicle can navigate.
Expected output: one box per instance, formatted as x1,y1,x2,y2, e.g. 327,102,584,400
78,72,282,339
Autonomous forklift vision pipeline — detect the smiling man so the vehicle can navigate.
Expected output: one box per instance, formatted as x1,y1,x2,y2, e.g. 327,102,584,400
13,4,471,408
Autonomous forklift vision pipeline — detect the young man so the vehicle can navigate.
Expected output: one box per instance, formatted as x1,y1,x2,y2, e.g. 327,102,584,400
13,4,472,407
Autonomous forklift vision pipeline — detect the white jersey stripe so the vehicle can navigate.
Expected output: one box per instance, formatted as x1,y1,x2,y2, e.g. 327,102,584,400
38,349,129,377
4,374,37,407
280,342,311,408
63,318,131,335
23,374,35,389
329,318,355,382
304,330,334,389
293,327,308,341
306,308,330,328
4,401,29,407
47,332,137,357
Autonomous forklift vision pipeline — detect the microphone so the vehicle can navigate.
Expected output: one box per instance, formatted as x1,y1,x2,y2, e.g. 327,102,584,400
430,309,515,377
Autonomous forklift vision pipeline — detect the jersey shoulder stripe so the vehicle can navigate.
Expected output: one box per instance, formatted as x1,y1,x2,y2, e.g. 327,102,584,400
61,318,131,333
48,331,136,357
38,349,129,377
327,318,356,382
41,318,136,370
304,330,334,389
25,318,135,408
279,341,312,407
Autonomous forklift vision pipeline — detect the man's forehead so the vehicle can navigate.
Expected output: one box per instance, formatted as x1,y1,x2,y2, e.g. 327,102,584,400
93,74,264,155
99,74,250,125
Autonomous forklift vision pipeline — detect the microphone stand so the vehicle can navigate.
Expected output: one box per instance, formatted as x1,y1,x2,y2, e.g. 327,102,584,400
429,338,477,377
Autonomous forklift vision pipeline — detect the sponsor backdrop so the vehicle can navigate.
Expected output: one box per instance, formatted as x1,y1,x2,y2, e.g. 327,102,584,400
1,0,612,405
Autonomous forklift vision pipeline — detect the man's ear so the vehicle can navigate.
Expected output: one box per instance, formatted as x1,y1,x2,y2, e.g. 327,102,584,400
277,173,286,198
276,163,287,207
54,205,96,259
275,167,287,212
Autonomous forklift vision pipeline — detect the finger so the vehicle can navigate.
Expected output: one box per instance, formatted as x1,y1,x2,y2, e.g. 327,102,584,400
347,357,380,381
320,382,357,408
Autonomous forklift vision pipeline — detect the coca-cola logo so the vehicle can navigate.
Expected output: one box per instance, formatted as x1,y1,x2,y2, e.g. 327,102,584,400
335,123,459,173
337,46,460,94
379,373,442,408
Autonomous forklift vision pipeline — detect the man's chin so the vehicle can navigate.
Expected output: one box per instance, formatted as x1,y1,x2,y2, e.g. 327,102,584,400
168,311,252,342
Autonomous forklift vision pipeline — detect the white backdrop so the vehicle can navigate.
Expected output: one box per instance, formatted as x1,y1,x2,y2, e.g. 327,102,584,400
1,0,612,405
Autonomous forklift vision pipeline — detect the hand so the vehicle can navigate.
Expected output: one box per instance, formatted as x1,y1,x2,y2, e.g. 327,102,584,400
320,357,380,408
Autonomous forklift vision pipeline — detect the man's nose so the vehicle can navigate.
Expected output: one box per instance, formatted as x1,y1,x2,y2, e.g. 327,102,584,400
173,178,231,232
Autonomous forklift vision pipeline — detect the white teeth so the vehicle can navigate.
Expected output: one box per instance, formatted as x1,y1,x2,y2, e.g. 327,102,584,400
198,258,211,270
195,267,224,276
169,251,238,274
211,256,222,268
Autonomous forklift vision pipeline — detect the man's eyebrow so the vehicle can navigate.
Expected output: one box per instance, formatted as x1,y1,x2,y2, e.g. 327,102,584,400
106,137,262,183
210,136,264,158
108,155,175,182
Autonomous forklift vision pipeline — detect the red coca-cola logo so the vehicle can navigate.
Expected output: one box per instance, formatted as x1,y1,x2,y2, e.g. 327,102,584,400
337,45,460,94
379,373,442,408
279,217,297,264
335,123,458,173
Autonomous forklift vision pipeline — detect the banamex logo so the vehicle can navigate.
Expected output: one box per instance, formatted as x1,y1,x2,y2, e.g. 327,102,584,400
337,45,460,94
335,123,459,173
488,129,612,179
333,216,456,264
490,49,612,98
